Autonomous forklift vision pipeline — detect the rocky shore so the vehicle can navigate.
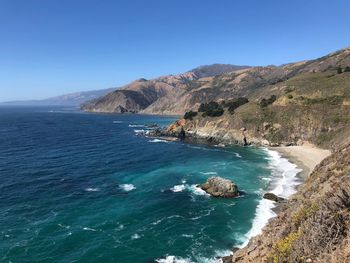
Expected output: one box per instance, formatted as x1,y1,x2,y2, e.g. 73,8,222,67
147,118,348,263
224,143,350,263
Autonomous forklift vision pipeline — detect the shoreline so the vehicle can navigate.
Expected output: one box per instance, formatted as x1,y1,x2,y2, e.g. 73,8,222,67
237,146,302,250
234,143,331,251
146,132,333,262
272,143,331,180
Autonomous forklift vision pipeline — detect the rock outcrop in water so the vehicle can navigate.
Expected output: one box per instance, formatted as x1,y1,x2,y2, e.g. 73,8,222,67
263,192,285,202
200,177,239,198
224,143,350,263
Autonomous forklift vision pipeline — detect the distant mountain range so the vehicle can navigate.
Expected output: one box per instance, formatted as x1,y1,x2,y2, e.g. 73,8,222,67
1,64,248,107
1,88,115,106
81,64,251,114
82,47,350,118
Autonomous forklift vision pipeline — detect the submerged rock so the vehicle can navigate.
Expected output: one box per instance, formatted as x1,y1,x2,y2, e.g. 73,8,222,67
145,123,158,128
200,177,239,198
263,192,285,202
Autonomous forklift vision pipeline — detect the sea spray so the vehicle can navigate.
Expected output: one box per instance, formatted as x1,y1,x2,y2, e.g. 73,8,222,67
240,148,302,248
119,184,136,191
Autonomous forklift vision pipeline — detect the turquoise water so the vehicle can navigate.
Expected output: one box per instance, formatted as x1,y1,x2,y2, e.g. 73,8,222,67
0,107,290,263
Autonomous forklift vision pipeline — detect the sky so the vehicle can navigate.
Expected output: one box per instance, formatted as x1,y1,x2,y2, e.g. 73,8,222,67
1,0,350,101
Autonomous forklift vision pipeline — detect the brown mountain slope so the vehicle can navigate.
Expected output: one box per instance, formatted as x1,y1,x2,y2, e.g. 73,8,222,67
164,47,350,149
165,71,350,149
144,47,350,115
82,46,350,115
81,74,193,113
82,65,249,113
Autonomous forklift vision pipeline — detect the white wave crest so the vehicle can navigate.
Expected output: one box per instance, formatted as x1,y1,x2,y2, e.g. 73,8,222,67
169,184,209,196
85,187,99,192
134,129,150,135
156,255,223,263
234,152,242,158
112,121,123,123
119,184,136,191
187,185,210,196
152,219,163,225
156,256,193,263
239,148,302,248
181,234,194,238
149,139,168,143
128,124,145,127
200,171,217,175
131,233,141,239
190,207,214,220
83,227,97,231
170,184,186,192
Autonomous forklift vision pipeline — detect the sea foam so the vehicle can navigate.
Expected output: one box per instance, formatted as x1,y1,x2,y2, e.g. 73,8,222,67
169,184,209,196
119,184,136,191
128,124,145,127
85,187,99,192
131,233,141,239
83,227,97,231
200,171,217,175
134,129,151,135
170,184,186,192
239,148,302,248
156,256,193,263
149,139,168,143
156,255,224,263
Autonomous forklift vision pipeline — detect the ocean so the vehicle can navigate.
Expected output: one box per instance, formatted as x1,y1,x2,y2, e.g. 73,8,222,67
0,106,301,263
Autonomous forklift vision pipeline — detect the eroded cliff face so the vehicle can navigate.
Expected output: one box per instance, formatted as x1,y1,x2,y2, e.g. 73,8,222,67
166,96,350,149
224,143,350,263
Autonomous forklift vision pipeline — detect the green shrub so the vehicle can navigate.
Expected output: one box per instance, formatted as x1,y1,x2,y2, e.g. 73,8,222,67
199,101,218,112
260,95,277,107
184,110,197,120
284,87,294,94
271,231,301,263
292,203,319,227
198,101,224,117
223,97,249,114
337,67,343,74
303,95,342,105
344,66,350,72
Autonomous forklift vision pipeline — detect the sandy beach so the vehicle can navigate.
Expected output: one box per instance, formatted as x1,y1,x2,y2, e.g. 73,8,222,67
274,142,331,180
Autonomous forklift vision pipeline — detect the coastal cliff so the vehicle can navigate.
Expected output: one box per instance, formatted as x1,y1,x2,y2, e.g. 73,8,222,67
86,46,350,262
163,119,350,262
162,47,350,150
224,143,350,263
156,47,350,262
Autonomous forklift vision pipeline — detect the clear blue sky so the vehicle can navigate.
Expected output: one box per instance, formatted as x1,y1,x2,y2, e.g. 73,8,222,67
1,0,350,101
